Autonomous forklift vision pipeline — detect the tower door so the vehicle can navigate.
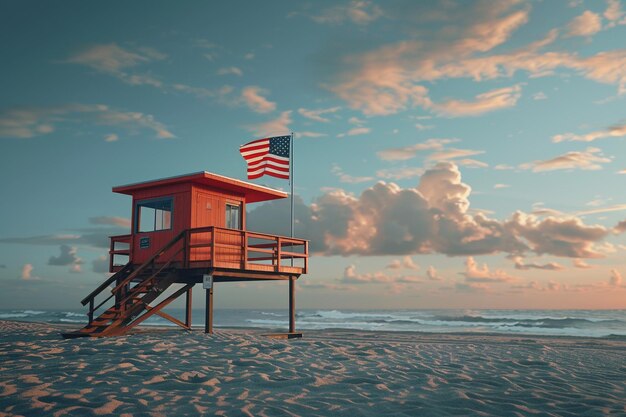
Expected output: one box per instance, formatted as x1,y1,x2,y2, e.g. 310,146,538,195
191,192,219,262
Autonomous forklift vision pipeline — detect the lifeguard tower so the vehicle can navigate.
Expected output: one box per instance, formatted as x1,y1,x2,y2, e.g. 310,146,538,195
63,172,308,338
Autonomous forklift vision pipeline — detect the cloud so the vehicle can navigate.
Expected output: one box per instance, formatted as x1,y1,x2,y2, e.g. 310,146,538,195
433,85,522,117
494,184,510,189
552,124,626,143
519,147,611,172
298,107,341,123
217,67,243,76
48,245,82,268
298,281,355,292
247,162,612,259
246,111,292,136
533,91,547,100
0,104,175,140
311,0,382,25
575,204,626,217
512,256,565,271
604,0,626,26
89,216,131,228
426,265,443,281
377,138,458,161
67,43,166,87
426,148,485,162
241,87,276,113
386,256,419,270
565,11,603,38
573,258,592,269
610,269,624,287
338,127,370,137
331,165,373,184
462,257,516,282
341,264,421,285
20,264,38,281
295,131,327,138
328,2,626,116
376,166,425,180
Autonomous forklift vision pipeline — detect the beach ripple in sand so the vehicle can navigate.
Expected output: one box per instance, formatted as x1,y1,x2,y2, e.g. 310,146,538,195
0,320,625,416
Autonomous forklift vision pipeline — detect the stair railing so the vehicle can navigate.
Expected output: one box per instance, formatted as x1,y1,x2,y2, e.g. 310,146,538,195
81,230,189,324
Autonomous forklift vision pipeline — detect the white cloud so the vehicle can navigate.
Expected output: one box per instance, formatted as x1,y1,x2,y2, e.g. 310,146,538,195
519,147,611,172
295,131,327,138
298,106,341,123
462,257,516,282
494,184,510,189
553,124,626,143
377,138,458,161
337,127,371,137
249,162,612,259
67,43,166,87
20,264,37,281
433,85,522,117
311,0,382,25
512,256,565,271
0,104,175,140
217,67,243,76
331,164,373,184
565,11,603,37
246,111,292,137
241,86,276,113
376,166,425,180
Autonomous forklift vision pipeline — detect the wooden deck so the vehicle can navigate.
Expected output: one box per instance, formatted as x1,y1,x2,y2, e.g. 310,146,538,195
110,226,308,277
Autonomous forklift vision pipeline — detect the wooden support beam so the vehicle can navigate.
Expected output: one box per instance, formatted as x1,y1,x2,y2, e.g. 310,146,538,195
185,286,193,327
289,277,295,333
145,305,190,330
205,287,213,334
105,284,193,336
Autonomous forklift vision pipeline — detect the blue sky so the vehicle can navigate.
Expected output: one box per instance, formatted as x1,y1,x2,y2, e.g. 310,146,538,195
1,0,626,310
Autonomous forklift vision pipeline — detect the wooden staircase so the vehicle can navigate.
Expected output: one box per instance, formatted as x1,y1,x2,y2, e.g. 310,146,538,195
63,231,192,338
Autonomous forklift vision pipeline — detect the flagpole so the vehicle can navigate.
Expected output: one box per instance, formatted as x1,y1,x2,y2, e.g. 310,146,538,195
290,132,294,266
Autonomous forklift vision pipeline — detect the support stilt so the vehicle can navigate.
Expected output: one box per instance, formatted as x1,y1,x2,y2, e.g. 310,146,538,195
185,286,193,328
205,287,213,334
289,277,295,333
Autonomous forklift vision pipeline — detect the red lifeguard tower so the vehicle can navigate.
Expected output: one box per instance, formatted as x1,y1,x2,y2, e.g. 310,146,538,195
63,172,308,338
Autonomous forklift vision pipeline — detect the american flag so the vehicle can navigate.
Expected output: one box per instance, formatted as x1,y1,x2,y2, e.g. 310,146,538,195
239,135,291,180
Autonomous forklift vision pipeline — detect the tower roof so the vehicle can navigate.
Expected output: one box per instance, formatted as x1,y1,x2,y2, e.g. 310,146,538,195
112,171,288,203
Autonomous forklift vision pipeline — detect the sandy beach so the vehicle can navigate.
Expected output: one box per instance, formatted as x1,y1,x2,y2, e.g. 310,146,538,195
1,320,625,416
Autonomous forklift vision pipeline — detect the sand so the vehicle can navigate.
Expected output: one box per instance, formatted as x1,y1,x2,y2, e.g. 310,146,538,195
0,320,625,416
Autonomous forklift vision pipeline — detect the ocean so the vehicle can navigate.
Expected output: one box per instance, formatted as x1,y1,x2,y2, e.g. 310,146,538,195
2,308,625,338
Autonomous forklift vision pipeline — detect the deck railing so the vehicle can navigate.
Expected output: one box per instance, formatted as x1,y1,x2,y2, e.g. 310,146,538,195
108,227,308,274
109,234,131,271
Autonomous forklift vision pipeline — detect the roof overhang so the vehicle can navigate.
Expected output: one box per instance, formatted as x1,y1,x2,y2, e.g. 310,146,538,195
112,171,288,203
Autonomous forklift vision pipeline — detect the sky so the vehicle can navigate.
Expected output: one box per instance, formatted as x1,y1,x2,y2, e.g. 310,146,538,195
1,0,626,311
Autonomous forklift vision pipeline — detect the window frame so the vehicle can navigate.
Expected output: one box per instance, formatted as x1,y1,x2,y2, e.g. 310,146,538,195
225,202,242,230
135,197,174,234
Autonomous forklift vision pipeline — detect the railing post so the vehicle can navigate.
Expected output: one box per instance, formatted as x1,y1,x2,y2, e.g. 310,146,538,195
304,241,309,274
88,299,94,324
242,231,248,270
276,237,282,272
184,230,190,268
211,227,216,268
